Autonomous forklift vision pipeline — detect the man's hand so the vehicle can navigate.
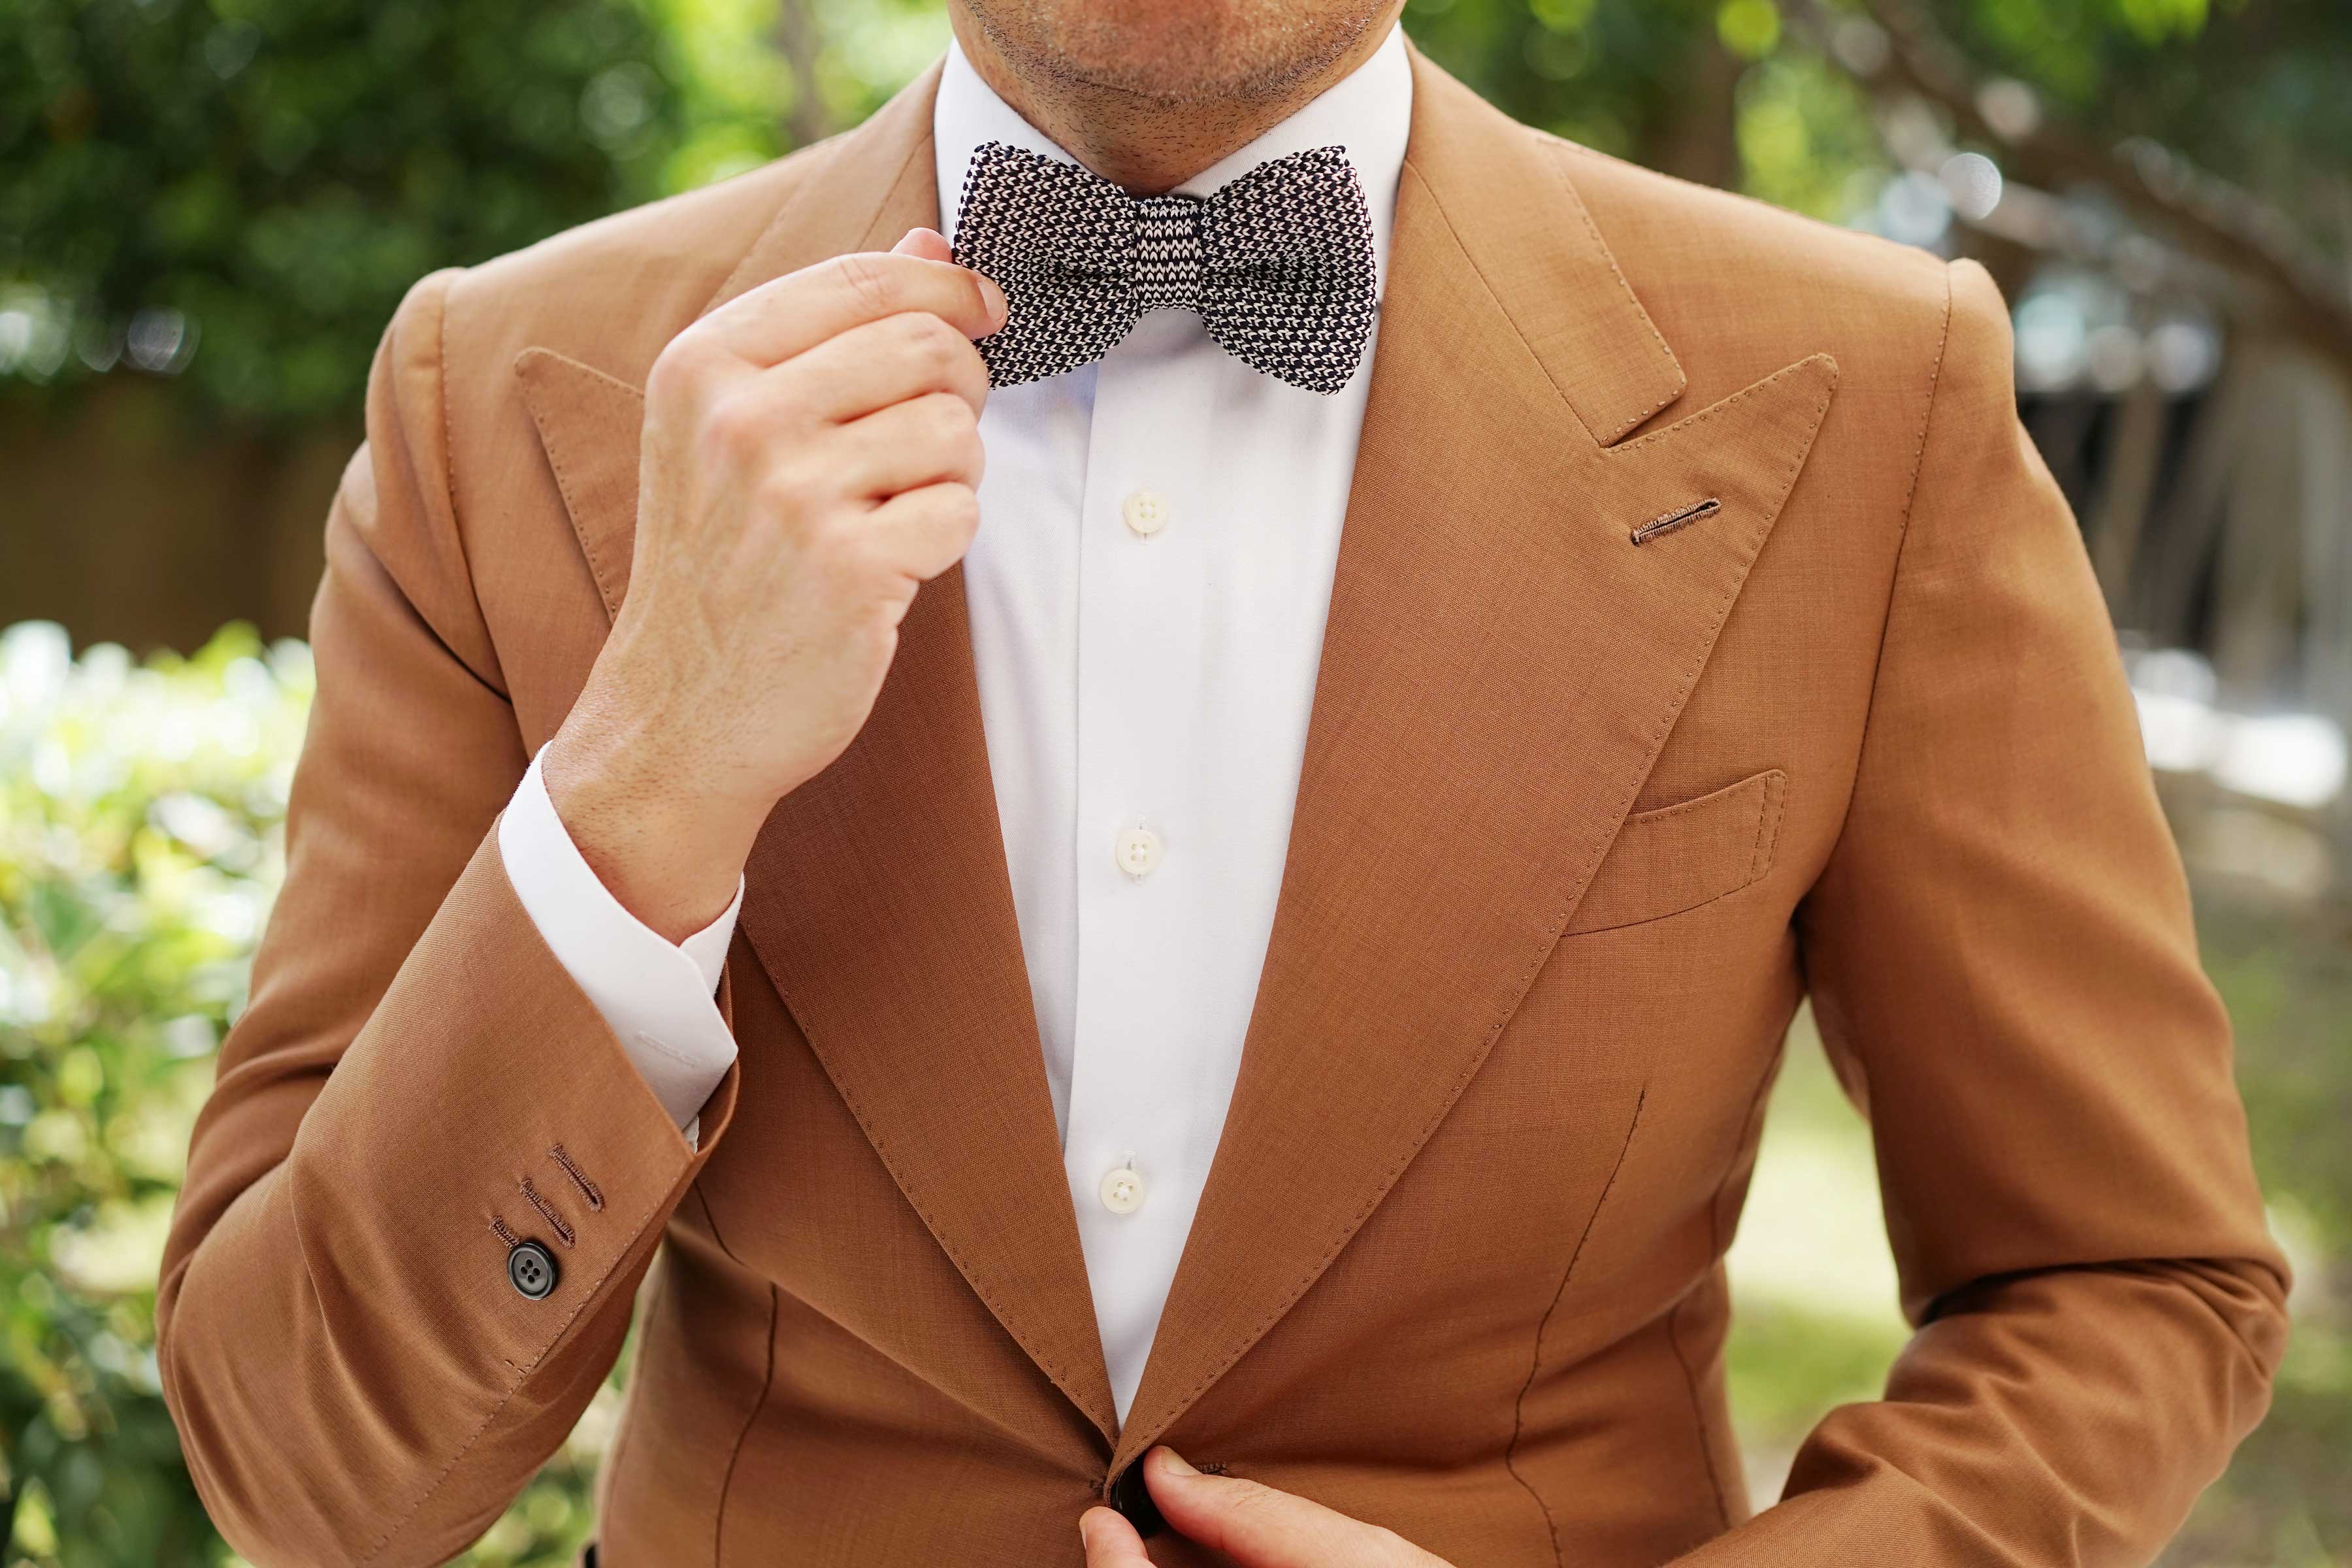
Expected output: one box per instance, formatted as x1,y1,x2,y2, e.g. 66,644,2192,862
543,228,1005,939
1079,1448,1454,1567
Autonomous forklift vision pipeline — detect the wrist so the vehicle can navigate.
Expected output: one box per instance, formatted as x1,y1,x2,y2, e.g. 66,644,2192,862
540,709,770,943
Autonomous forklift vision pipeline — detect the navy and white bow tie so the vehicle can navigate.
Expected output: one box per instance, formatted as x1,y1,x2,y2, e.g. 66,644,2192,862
950,140,1379,395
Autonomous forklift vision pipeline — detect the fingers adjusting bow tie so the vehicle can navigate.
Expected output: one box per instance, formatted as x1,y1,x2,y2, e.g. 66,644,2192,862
951,140,1379,395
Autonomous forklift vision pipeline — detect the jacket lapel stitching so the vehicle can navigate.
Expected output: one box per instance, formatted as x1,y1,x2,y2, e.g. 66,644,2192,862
1614,353,1838,455
1533,140,1684,443
515,348,643,621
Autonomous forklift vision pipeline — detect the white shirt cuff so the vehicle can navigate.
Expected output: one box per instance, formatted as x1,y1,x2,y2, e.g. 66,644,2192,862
498,752,742,1138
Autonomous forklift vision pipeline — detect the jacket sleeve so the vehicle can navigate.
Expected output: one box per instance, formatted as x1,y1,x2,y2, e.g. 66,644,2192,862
1673,259,2289,1566
155,269,740,1568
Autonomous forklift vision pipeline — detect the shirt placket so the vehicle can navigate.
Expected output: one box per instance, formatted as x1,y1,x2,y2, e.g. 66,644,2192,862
1062,316,1215,1413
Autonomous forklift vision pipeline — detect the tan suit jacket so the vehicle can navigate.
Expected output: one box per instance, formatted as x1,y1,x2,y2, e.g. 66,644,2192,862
158,44,2288,1568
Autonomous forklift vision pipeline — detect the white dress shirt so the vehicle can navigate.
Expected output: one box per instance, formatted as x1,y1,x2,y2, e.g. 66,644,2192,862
500,26,1411,1422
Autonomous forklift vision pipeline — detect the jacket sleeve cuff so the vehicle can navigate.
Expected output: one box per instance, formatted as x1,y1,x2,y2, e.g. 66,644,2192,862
497,751,740,1132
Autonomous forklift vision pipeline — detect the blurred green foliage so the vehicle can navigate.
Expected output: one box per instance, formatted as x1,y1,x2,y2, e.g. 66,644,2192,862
2188,902,2352,1565
0,626,638,1567
1402,0,2352,254
1935,0,2352,196
1,0,687,420
7,0,2351,423
0,0,939,423
0,623,306,1565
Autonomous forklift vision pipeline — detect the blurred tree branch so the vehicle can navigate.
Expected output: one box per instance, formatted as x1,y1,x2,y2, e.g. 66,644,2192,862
1810,0,2352,366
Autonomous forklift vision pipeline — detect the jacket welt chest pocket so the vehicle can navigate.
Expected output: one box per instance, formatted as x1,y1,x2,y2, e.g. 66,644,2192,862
1565,769,1788,936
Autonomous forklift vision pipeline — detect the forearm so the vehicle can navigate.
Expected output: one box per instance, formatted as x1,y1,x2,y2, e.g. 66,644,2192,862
158,836,734,1567
157,263,740,1560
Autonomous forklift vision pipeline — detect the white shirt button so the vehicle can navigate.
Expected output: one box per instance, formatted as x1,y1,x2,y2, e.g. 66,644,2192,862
1121,489,1169,536
1099,1163,1148,1215
1114,824,1162,877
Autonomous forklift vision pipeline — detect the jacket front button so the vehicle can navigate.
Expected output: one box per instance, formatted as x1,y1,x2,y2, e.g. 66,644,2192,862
1107,1465,1164,1538
508,1239,559,1300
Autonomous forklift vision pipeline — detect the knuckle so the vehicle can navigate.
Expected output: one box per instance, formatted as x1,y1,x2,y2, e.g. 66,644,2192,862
904,310,960,359
825,523,884,578
699,393,768,460
921,389,975,438
889,321,951,382
938,482,981,531
832,252,897,316
1221,1480,1281,1516
850,544,904,591
755,460,823,516
646,333,711,402
857,599,909,647
930,329,977,382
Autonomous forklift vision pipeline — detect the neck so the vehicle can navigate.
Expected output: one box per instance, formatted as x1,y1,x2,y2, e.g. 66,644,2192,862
946,5,1401,195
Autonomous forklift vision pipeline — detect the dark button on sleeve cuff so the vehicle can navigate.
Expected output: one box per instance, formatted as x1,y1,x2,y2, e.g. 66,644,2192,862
507,1239,559,1299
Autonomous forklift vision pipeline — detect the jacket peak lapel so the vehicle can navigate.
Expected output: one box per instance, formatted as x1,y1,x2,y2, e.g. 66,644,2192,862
1112,48,1837,1465
515,349,643,620
1399,54,1688,448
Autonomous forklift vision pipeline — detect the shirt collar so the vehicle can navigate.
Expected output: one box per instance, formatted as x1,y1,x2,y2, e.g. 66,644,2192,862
932,24,1413,300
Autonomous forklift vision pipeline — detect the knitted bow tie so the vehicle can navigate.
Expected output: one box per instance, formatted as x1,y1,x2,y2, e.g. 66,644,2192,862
950,140,1379,395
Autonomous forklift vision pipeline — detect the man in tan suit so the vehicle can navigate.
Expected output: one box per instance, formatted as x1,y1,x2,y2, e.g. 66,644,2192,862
157,0,2287,1563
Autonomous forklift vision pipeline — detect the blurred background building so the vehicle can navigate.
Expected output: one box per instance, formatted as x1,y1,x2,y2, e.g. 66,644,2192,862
2,1,2347,1564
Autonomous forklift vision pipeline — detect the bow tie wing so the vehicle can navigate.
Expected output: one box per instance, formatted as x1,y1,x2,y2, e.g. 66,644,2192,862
955,142,1144,389
1196,147,1379,395
951,141,1378,395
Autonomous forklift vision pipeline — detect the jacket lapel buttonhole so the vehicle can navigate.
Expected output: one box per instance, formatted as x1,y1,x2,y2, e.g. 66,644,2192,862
1630,496,1722,546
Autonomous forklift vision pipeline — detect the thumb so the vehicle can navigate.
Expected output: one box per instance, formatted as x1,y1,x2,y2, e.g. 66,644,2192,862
891,225,1007,335
1143,1448,1437,1567
1078,1505,1156,1567
891,225,956,262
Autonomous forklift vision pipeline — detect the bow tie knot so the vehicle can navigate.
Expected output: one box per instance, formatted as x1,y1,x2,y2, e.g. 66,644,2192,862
1132,195,1209,314
951,141,1379,395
